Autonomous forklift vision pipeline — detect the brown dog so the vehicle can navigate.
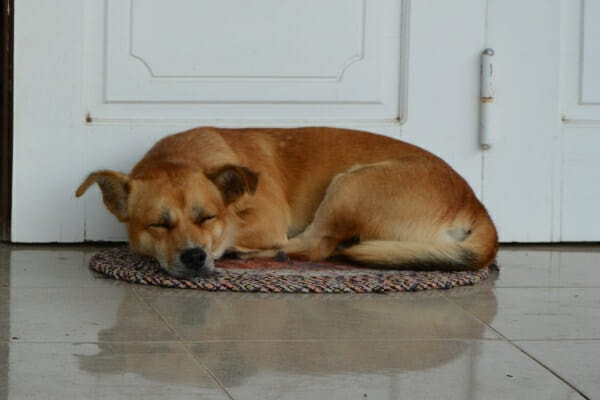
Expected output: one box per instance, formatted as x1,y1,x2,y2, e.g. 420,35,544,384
76,127,498,278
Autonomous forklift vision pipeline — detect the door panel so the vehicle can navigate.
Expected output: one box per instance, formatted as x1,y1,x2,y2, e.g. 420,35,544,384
562,0,600,121
482,0,562,242
87,0,405,122
560,0,600,240
482,0,600,242
562,128,600,240
400,0,486,195
13,0,410,242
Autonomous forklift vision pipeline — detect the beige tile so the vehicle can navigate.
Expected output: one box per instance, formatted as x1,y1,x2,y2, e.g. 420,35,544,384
495,248,554,287
7,247,126,288
516,340,600,399
0,343,8,400
8,287,176,342
0,342,229,400
551,251,600,286
191,340,584,400
2,243,600,399
453,287,600,340
0,288,8,332
495,247,600,288
0,244,12,287
144,290,501,341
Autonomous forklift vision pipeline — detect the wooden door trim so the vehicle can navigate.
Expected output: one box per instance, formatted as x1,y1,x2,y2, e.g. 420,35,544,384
0,0,13,241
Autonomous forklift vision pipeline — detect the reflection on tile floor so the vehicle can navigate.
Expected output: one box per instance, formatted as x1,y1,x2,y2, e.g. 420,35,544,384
0,244,598,399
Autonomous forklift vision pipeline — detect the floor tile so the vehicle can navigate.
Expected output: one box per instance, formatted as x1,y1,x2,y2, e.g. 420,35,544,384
191,340,584,400
0,244,12,287
0,288,8,331
143,290,500,341
453,287,600,340
549,250,600,287
7,287,176,342
0,342,229,400
2,243,600,399
495,247,600,288
7,247,124,288
516,340,600,399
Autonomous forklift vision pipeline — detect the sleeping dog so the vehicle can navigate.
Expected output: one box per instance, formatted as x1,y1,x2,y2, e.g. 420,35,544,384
76,127,498,278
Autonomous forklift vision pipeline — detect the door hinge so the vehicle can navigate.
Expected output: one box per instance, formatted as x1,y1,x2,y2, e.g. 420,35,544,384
480,48,495,150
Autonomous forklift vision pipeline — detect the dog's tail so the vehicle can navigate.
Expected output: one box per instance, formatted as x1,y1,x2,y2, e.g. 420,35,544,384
336,216,498,271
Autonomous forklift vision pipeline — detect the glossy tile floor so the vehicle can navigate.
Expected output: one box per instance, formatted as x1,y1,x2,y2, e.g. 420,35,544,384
0,244,599,399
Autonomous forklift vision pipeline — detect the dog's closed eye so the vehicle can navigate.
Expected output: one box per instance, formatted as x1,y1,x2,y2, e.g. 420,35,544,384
148,210,175,230
148,223,173,230
192,206,216,225
195,215,216,225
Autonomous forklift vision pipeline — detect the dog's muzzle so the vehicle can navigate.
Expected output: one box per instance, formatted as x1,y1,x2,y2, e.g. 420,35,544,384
166,247,215,278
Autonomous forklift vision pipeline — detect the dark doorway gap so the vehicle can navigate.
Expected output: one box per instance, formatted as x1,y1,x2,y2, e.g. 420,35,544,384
0,0,13,241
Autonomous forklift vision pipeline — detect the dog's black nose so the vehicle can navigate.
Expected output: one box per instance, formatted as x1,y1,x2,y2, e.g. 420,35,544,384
180,248,207,270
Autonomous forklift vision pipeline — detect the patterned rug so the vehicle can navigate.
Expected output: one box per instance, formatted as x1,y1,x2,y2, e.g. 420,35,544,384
89,247,493,293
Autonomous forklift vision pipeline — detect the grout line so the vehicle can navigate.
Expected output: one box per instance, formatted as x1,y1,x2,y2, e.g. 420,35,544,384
444,294,592,399
488,285,600,289
509,338,600,342
17,337,600,345
131,288,181,340
5,340,181,345
179,338,502,344
508,342,591,400
132,288,235,400
204,368,235,400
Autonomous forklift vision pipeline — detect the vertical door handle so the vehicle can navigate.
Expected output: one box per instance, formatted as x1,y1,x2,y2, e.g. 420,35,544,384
480,48,495,150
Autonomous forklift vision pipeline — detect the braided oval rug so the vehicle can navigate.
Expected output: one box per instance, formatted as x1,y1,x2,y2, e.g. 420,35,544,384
89,247,492,294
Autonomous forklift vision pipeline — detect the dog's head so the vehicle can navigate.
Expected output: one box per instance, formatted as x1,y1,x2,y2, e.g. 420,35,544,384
76,164,258,278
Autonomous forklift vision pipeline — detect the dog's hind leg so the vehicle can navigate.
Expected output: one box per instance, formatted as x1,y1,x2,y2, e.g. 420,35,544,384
253,164,379,262
245,166,366,261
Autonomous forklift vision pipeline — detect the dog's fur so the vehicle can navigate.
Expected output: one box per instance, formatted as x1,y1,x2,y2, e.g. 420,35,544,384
76,127,498,278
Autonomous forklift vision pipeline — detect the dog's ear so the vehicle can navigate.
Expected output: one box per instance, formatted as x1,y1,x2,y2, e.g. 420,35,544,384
76,170,130,222
205,165,259,204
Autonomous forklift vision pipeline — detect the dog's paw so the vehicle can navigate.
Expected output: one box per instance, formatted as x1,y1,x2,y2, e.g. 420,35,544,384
237,249,286,261
275,250,291,262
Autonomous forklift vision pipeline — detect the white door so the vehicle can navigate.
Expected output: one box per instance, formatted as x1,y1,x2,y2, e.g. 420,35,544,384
13,0,590,243
482,0,600,242
481,0,563,242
